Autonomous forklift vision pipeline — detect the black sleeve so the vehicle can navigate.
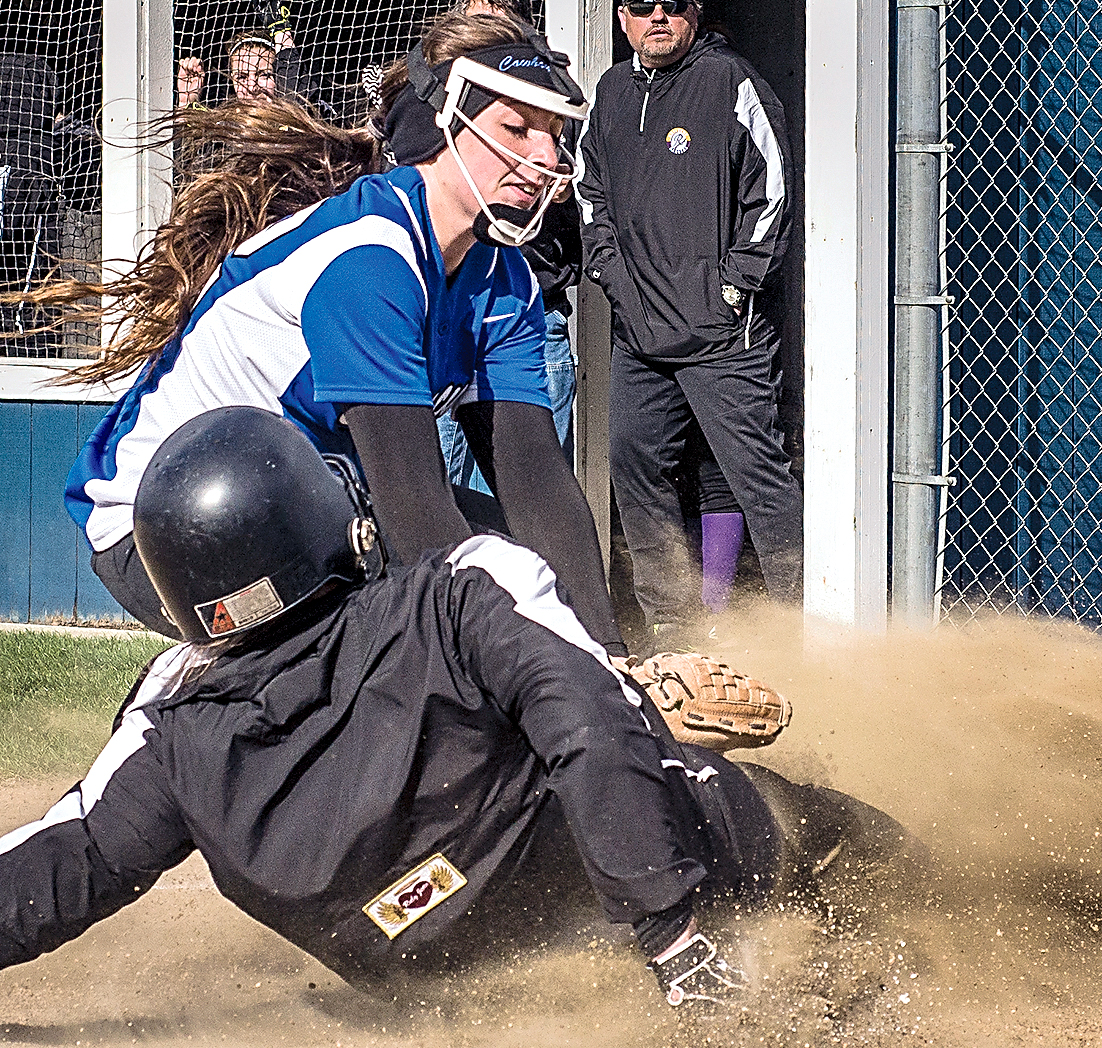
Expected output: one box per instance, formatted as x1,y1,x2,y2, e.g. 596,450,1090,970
520,117,582,303
575,85,649,353
520,195,582,303
0,717,193,971
447,536,705,925
344,402,473,567
456,399,627,656
274,47,335,118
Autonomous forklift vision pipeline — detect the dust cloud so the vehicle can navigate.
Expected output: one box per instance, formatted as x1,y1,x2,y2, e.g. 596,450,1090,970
2,608,1101,1046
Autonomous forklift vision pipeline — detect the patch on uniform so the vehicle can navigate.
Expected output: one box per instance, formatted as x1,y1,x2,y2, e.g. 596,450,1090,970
194,577,283,637
364,854,467,939
666,127,691,154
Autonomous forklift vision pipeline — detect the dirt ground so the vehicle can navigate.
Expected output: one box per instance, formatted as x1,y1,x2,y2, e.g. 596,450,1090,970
2,607,1101,1047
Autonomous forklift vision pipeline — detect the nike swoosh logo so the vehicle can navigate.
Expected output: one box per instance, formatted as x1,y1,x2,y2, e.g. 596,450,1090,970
483,313,516,324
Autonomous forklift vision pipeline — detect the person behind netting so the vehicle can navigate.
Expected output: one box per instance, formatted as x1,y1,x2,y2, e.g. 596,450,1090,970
27,15,623,661
176,2,329,114
433,0,583,492
0,406,918,1012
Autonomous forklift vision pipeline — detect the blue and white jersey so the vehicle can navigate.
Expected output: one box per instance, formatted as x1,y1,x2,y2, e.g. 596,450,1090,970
66,166,549,553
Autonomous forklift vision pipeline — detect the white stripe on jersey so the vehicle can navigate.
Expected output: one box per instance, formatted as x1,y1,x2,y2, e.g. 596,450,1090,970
734,78,786,244
121,644,211,717
270,213,427,318
484,249,498,280
234,199,326,257
0,792,83,857
0,710,154,856
446,534,645,715
83,213,426,552
573,109,595,226
661,758,719,782
390,185,427,256
0,644,192,856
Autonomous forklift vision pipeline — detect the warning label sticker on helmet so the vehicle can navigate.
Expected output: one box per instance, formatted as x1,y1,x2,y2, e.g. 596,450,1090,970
195,577,284,637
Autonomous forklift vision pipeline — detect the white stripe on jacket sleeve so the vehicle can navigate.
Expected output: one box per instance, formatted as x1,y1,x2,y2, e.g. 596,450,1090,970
734,78,786,244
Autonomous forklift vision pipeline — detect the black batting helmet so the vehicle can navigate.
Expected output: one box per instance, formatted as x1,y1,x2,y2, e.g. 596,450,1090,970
134,406,384,643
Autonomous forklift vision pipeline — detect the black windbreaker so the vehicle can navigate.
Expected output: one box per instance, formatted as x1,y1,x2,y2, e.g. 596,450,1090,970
0,535,785,985
576,34,793,360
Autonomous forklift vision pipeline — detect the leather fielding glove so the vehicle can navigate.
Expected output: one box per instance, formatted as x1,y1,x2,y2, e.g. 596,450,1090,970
611,652,792,751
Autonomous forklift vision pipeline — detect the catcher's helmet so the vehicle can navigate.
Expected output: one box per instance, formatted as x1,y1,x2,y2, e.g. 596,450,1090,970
385,23,588,247
134,406,384,643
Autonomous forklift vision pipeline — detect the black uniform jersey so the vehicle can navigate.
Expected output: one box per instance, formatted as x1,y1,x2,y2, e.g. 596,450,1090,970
0,535,791,984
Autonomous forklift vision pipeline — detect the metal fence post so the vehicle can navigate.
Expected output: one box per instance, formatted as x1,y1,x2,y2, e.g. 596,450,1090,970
101,0,173,289
572,0,613,568
892,0,951,627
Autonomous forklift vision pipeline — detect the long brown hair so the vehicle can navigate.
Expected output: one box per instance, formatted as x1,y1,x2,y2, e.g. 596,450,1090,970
30,11,527,386
36,101,380,384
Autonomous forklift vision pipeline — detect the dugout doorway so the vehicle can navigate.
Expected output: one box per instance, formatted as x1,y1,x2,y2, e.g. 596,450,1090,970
608,0,806,474
595,0,807,638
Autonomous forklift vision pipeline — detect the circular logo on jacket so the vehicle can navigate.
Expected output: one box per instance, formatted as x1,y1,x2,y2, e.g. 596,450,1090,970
666,127,691,155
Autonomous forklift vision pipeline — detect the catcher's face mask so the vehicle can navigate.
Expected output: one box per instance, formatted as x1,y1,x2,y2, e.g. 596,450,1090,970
387,33,589,247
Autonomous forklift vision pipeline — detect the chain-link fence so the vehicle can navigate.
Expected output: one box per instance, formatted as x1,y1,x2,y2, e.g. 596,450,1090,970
939,0,1102,625
0,0,101,359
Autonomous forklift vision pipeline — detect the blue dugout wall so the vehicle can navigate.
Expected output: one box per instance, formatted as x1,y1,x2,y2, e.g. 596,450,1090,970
0,398,127,624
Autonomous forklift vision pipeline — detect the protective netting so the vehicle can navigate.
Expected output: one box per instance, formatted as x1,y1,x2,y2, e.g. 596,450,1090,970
173,0,544,123
940,0,1102,624
0,0,100,358
0,0,547,360
175,0,451,125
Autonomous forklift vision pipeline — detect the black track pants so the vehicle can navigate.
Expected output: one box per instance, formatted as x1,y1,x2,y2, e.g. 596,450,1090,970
609,315,803,626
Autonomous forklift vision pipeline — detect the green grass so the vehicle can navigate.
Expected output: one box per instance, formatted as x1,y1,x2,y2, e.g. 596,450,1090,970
0,630,171,778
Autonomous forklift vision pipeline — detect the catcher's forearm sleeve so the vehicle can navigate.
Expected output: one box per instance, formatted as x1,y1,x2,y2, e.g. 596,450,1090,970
458,400,628,657
345,403,474,565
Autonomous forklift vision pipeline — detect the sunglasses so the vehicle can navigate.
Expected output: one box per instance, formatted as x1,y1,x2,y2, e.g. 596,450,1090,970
623,0,691,15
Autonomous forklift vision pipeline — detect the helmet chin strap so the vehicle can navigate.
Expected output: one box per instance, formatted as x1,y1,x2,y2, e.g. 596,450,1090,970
439,108,574,248
471,204,545,247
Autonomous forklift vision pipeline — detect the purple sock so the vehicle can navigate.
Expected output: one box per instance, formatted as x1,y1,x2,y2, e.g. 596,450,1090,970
701,511,745,612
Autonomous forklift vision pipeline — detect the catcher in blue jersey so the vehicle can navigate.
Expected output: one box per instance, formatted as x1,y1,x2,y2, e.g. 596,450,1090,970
26,13,790,748
61,14,606,643
0,408,916,1014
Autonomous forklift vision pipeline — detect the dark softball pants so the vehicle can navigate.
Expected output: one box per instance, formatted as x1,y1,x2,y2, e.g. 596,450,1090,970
609,315,803,628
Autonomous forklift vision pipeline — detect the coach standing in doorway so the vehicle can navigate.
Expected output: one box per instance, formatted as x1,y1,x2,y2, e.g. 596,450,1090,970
577,0,802,648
